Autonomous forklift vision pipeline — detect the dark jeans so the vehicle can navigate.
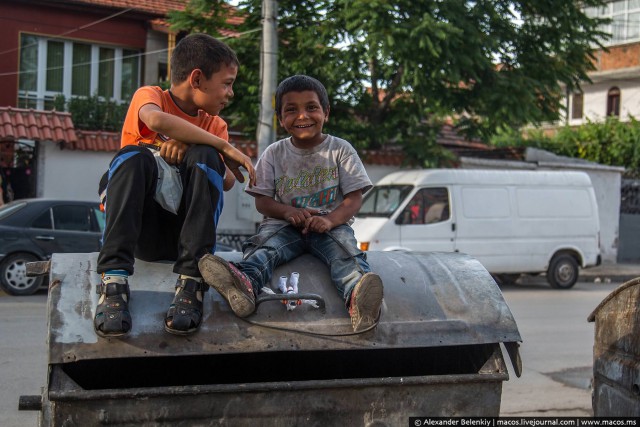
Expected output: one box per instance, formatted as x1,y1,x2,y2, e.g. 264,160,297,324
97,145,226,277
237,223,370,304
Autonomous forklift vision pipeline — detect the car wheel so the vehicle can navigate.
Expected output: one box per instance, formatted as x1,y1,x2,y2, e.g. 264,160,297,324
0,253,44,296
547,254,579,290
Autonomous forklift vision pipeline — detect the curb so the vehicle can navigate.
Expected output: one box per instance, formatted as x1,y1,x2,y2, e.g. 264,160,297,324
579,273,640,283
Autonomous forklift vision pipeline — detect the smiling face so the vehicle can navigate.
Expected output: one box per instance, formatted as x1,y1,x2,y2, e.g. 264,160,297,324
192,63,238,116
278,90,329,148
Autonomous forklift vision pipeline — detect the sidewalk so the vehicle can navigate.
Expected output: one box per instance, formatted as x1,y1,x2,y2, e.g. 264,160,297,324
579,262,640,283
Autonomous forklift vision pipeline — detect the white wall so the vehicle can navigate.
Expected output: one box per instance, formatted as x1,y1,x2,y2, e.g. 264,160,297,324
144,30,168,86
562,78,640,126
36,143,111,201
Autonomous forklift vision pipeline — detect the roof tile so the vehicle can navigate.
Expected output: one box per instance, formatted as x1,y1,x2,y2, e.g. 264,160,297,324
68,0,188,16
0,107,77,143
75,130,121,151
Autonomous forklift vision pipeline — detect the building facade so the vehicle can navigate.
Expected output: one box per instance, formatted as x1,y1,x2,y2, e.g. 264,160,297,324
563,0,640,125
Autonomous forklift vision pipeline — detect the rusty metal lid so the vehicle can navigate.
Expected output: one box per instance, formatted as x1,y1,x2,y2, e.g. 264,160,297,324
47,251,521,364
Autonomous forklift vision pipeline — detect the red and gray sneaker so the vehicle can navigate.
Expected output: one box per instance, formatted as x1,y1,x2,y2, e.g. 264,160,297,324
198,254,256,318
349,273,384,332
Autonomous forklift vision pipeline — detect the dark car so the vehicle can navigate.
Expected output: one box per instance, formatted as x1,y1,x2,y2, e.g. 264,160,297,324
0,199,105,295
0,199,239,296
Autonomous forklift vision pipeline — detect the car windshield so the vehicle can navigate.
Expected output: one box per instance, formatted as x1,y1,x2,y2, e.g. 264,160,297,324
0,201,27,221
357,185,413,217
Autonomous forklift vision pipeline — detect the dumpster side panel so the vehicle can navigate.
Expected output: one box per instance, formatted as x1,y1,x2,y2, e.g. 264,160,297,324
50,381,504,426
591,280,640,416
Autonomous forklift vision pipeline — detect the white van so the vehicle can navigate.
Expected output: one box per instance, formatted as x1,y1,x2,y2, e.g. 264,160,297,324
353,169,601,289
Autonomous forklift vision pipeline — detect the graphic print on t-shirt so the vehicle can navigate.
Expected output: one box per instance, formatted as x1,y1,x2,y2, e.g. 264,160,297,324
275,165,339,208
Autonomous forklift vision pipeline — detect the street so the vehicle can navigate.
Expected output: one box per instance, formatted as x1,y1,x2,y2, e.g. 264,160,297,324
0,277,622,426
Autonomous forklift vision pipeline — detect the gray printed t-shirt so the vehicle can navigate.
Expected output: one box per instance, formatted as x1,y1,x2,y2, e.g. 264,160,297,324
245,135,372,226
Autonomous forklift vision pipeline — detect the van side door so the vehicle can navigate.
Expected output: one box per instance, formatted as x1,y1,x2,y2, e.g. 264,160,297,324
396,187,455,252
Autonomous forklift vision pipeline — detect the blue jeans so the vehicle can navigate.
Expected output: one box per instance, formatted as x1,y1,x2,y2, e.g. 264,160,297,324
236,223,371,305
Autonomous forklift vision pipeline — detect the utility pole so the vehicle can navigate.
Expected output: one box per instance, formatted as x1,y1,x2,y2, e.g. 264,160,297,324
256,0,278,156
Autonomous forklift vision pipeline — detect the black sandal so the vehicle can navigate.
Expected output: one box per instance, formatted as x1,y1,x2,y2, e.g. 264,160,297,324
164,278,208,336
94,279,132,338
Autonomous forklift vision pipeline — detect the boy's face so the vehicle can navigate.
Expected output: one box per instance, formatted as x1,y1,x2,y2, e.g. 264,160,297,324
278,90,329,146
193,63,238,116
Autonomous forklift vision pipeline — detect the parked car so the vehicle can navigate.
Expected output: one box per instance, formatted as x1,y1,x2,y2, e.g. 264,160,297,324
0,199,105,295
0,198,238,296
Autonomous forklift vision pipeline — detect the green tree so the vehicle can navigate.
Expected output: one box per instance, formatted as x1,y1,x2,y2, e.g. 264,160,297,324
170,0,608,167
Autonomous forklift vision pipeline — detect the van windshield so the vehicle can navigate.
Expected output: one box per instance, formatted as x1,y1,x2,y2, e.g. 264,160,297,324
358,185,413,217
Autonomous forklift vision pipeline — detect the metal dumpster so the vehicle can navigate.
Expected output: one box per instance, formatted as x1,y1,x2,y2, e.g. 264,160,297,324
29,250,521,426
587,277,640,417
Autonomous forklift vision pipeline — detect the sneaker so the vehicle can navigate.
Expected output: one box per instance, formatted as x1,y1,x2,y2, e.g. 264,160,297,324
349,273,384,332
198,254,256,317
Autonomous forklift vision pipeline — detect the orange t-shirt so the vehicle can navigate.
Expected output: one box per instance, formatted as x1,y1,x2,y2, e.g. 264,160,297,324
120,86,229,148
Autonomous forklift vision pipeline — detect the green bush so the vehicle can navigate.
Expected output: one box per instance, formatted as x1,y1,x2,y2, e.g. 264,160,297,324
53,94,128,132
490,117,640,177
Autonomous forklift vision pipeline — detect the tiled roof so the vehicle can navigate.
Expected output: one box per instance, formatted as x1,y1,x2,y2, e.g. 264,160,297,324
0,107,77,144
75,130,121,151
66,0,243,33
65,0,188,17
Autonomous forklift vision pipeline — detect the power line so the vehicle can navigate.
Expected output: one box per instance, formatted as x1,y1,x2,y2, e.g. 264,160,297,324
0,8,134,57
0,28,261,78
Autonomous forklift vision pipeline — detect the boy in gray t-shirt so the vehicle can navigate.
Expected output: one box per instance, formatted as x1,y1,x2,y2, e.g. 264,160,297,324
199,75,383,332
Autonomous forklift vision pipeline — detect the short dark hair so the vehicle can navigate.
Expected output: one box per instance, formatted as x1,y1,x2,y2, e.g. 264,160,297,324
275,75,330,119
170,33,239,84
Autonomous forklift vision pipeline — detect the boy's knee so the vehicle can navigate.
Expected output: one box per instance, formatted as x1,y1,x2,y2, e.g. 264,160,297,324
184,145,224,169
110,146,155,174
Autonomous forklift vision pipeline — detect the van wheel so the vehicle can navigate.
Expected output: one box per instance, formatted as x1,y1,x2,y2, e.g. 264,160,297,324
547,254,579,289
493,274,520,285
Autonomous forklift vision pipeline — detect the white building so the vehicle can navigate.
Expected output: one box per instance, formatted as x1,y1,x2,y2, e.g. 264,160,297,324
562,1,640,125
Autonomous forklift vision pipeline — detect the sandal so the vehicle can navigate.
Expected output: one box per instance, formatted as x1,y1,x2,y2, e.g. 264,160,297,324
94,276,132,338
164,278,208,336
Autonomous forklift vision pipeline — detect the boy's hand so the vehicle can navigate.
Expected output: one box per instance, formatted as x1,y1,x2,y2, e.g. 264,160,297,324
302,215,334,234
284,207,316,228
160,139,188,165
222,146,256,186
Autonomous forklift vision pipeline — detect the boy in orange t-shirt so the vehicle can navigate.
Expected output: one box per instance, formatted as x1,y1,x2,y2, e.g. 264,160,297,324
94,33,255,338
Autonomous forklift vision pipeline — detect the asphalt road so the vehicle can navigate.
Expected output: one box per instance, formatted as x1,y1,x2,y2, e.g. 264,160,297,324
0,277,622,426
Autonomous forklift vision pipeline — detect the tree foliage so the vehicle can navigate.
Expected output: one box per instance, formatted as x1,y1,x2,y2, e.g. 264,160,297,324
169,0,608,166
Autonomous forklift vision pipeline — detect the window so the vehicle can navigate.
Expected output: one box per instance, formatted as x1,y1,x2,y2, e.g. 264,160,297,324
72,43,91,97
586,0,640,44
572,92,584,119
32,209,53,229
52,205,92,232
398,187,450,225
18,34,141,110
92,207,106,233
358,185,413,218
607,87,621,116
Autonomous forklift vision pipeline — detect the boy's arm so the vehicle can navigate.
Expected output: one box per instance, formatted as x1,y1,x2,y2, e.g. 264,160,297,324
254,190,363,234
139,104,256,185
160,139,235,190
223,167,235,191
